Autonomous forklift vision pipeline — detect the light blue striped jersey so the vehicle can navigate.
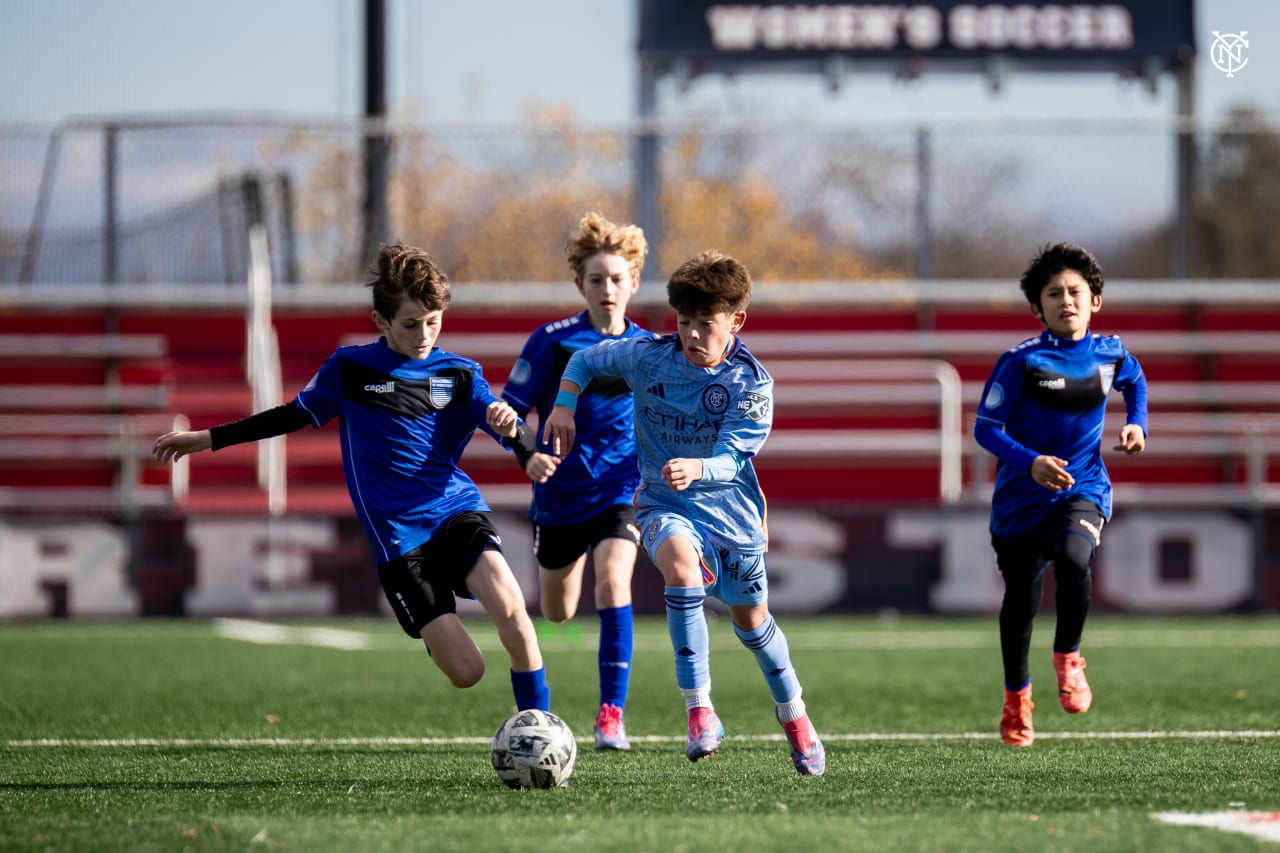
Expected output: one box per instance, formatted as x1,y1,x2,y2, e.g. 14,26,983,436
563,333,772,551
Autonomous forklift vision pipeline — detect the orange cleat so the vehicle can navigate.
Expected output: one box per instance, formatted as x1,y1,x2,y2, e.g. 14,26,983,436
1000,684,1035,747
1053,651,1093,714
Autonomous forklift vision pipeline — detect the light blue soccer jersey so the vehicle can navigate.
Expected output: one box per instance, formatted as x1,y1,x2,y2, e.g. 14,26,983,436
293,339,510,564
502,312,651,526
974,329,1148,536
562,333,772,551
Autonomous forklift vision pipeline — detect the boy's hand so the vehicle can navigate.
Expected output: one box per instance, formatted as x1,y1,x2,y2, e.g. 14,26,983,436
543,406,577,456
524,452,560,484
1114,424,1146,455
153,430,212,463
1029,455,1074,492
486,401,519,438
662,458,703,491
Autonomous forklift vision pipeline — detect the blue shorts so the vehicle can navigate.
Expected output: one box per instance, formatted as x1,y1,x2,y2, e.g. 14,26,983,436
638,510,768,606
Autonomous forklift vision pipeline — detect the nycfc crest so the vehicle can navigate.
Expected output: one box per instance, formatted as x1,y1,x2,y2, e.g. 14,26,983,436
1210,31,1249,78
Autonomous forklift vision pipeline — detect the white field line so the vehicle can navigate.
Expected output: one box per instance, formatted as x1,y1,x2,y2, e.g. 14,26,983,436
212,618,1280,653
1153,811,1280,843
7,730,1280,749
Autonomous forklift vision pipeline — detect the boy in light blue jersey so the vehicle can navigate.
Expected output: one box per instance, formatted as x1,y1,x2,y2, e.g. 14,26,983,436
974,242,1147,747
544,250,826,776
154,242,552,714
502,211,652,751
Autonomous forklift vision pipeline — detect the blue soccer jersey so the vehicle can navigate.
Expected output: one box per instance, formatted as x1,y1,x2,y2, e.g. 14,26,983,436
974,329,1148,536
502,312,652,526
293,338,511,564
562,333,772,551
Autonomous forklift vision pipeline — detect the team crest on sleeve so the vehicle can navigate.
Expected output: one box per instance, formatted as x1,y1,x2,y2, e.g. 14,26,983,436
428,376,455,408
738,392,770,422
702,384,730,414
1098,363,1115,395
508,358,532,386
983,382,1005,409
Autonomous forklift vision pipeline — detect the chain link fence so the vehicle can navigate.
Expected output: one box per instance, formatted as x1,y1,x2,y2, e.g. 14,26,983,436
2,113,1277,285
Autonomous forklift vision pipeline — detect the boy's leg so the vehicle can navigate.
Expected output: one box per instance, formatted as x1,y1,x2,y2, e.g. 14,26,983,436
419,615,486,688
724,564,825,776
377,547,485,688
728,604,801,705
593,536,637,707
993,534,1045,693
1050,501,1102,654
537,556,587,624
592,535,637,750
469,548,550,711
535,518,598,625
993,533,1045,746
1050,502,1102,713
650,527,722,761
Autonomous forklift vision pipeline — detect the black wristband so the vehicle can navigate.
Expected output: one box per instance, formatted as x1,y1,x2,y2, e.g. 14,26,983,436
507,420,537,468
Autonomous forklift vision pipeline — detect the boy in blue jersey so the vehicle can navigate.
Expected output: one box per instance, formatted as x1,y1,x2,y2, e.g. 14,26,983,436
974,242,1147,747
502,212,651,751
543,250,826,776
153,242,552,713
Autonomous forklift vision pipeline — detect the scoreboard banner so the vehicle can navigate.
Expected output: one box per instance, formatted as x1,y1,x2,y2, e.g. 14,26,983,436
639,0,1195,66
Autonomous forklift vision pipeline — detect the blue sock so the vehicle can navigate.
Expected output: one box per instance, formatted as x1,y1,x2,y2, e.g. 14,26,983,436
733,616,801,704
665,586,710,692
511,667,550,711
598,604,634,708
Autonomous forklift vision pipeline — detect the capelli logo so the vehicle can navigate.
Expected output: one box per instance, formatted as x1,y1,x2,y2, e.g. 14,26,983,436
365,381,395,394
1039,378,1066,390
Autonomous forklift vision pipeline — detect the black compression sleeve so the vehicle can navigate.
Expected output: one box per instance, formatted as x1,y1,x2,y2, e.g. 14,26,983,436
208,402,311,450
505,420,537,468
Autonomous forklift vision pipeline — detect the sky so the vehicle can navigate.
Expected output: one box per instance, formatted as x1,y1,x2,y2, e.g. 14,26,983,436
1,0,1275,126
0,0,1275,258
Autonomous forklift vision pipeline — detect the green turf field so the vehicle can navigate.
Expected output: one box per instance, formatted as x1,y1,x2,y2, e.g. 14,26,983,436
2,615,1278,852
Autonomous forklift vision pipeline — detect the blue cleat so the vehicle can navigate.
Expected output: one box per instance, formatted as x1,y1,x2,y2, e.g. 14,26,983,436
686,707,724,762
593,703,632,751
779,713,826,776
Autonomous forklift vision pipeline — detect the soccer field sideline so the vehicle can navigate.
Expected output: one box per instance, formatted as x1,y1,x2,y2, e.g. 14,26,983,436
10,728,1280,749
212,617,1280,652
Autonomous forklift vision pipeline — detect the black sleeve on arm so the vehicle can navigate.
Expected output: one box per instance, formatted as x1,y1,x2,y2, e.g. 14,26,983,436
503,420,537,469
208,402,311,450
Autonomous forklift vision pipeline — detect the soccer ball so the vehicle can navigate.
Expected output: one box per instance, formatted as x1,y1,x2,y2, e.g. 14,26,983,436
490,709,577,789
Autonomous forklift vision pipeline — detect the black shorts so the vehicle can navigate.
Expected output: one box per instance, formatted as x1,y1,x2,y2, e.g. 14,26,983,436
378,511,504,638
533,504,640,570
991,497,1105,578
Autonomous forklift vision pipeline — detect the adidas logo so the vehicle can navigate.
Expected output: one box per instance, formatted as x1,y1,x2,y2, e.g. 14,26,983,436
647,383,666,398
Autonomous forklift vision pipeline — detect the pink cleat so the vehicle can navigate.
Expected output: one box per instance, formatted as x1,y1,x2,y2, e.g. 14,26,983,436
685,707,724,762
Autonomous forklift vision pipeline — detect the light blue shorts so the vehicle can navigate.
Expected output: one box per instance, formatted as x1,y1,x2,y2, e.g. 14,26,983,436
638,510,768,606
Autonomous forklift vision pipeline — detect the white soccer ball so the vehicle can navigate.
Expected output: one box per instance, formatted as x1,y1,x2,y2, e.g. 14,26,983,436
490,709,577,789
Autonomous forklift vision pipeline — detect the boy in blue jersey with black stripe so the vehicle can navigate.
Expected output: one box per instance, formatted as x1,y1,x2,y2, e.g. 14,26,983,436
974,242,1147,747
153,242,552,714
502,211,652,751
543,250,826,776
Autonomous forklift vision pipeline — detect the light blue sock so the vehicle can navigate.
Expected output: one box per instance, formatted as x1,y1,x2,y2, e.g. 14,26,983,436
664,586,710,692
598,604,633,708
511,667,550,711
733,615,801,704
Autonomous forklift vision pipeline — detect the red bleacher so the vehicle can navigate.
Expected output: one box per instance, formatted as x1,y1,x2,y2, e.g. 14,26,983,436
3,298,1279,514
